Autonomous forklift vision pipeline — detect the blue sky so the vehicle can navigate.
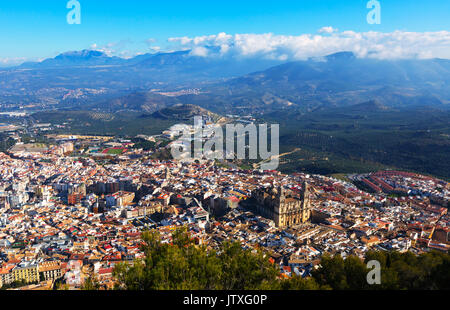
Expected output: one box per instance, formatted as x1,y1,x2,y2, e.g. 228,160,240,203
0,0,449,64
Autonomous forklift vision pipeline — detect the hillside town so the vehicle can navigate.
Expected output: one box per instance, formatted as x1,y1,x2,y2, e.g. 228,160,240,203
0,134,448,290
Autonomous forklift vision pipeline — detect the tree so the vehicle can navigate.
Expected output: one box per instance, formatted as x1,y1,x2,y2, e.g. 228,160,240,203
344,255,369,290
218,242,279,290
82,275,101,290
281,276,325,290
114,227,279,290
430,254,450,290
312,254,348,290
113,229,450,291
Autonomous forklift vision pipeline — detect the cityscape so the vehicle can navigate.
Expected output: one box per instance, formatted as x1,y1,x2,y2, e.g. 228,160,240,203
0,119,448,290
0,0,449,300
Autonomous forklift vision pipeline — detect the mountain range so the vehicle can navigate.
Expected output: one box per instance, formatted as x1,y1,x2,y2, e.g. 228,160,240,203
188,51,450,115
1,50,449,115
12,49,449,179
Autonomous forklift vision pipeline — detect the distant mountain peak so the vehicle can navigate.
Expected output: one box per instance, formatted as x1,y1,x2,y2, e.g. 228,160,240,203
152,104,222,121
55,49,109,59
18,49,128,68
326,51,356,61
350,100,388,111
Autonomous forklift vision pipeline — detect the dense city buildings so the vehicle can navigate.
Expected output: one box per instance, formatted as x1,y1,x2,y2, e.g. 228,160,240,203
0,133,448,290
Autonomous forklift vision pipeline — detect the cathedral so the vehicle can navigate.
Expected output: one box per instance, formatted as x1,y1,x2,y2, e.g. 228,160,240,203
251,182,311,228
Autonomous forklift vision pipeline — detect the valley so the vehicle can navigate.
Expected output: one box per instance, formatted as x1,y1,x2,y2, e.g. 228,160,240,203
1,50,449,180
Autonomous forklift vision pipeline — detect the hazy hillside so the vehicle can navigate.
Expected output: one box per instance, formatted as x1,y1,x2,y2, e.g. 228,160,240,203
30,104,224,136
2,50,450,115
192,52,450,115
151,104,224,122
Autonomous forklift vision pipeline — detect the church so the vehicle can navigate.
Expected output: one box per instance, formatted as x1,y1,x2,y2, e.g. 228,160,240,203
251,182,311,228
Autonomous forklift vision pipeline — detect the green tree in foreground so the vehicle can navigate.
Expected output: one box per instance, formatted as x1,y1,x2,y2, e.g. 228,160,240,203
113,228,450,290
312,250,450,290
82,275,101,290
113,227,320,290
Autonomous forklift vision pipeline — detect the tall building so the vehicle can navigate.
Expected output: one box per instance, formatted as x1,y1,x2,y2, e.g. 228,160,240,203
165,167,172,180
12,262,39,284
39,261,63,282
0,196,10,210
252,182,311,228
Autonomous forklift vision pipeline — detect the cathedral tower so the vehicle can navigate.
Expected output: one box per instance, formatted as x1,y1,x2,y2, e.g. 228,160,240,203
301,181,311,223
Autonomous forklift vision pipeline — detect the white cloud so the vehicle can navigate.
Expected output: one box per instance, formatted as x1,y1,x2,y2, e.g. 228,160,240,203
318,26,338,34
90,42,117,56
144,38,162,53
7,29,449,67
190,46,209,57
0,57,27,66
89,40,134,56
167,30,450,60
